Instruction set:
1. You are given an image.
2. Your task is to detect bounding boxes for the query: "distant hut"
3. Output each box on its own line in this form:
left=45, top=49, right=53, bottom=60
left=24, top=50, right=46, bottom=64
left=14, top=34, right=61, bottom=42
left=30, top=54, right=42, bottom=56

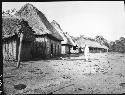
left=64, top=32, right=78, bottom=53
left=75, top=36, right=109, bottom=53
left=51, top=20, right=75, bottom=54
left=15, top=3, right=63, bottom=59
left=2, top=16, right=35, bottom=61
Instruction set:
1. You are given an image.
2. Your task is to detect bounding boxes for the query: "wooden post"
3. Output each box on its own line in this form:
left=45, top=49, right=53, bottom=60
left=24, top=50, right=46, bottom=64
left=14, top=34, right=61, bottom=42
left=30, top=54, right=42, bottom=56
left=17, top=33, right=23, bottom=68
left=43, top=37, right=47, bottom=58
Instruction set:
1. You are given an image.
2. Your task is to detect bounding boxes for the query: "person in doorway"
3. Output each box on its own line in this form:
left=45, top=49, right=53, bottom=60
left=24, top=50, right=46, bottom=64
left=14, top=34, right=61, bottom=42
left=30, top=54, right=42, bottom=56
left=84, top=44, right=89, bottom=61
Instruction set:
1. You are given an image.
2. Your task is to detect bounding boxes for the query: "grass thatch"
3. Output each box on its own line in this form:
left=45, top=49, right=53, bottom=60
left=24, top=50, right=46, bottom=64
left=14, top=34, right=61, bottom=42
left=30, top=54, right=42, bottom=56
left=51, top=20, right=74, bottom=46
left=2, top=15, right=35, bottom=41
left=15, top=3, right=63, bottom=41
left=75, top=36, right=108, bottom=49
left=65, top=32, right=76, bottom=46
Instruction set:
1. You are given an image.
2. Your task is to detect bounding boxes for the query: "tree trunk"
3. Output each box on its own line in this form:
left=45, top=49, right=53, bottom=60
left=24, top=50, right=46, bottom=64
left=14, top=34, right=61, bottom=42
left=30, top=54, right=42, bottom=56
left=17, top=33, right=23, bottom=68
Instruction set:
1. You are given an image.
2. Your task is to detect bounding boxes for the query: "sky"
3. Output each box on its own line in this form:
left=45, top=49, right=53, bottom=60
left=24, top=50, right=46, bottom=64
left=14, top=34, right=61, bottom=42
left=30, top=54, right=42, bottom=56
left=2, top=1, right=125, bottom=41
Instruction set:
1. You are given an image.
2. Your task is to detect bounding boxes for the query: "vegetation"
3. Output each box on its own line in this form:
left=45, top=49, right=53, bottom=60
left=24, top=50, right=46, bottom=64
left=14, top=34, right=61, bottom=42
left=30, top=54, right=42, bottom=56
left=95, top=35, right=109, bottom=48
left=2, top=8, right=17, bottom=16
left=94, top=35, right=125, bottom=53
left=109, top=37, right=125, bottom=53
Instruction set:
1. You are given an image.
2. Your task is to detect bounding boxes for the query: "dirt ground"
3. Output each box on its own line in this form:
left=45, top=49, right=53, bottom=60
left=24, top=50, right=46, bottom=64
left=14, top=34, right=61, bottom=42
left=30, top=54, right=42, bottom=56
left=3, top=52, right=125, bottom=94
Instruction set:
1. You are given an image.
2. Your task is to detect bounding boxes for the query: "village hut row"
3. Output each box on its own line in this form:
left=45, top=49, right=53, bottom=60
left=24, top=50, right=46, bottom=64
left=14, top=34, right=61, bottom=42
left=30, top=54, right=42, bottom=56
left=2, top=3, right=109, bottom=62
left=2, top=3, right=76, bottom=61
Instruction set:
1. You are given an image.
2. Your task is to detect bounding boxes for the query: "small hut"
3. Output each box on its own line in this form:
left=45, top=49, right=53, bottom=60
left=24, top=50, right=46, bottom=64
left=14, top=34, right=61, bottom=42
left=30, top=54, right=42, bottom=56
left=64, top=32, right=78, bottom=53
left=75, top=36, right=109, bottom=53
left=2, top=16, right=35, bottom=61
left=51, top=20, right=75, bottom=54
left=15, top=3, right=63, bottom=59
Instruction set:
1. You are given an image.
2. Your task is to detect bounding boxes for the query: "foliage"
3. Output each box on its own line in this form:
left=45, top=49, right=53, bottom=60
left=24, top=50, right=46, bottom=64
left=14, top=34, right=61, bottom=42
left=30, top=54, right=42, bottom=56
left=94, top=35, right=125, bottom=53
left=2, top=8, right=17, bottom=16
left=94, top=35, right=109, bottom=48
left=109, top=37, right=125, bottom=53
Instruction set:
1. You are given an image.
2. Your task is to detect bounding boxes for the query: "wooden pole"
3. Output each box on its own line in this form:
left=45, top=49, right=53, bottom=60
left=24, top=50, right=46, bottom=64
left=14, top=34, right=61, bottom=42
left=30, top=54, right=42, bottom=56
left=17, top=33, right=23, bottom=68
left=44, top=37, right=46, bottom=58
left=107, top=49, right=108, bottom=52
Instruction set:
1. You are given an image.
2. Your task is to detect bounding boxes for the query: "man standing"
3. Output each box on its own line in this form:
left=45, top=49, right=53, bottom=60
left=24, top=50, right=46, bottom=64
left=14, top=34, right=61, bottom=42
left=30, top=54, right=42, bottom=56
left=84, top=44, right=89, bottom=61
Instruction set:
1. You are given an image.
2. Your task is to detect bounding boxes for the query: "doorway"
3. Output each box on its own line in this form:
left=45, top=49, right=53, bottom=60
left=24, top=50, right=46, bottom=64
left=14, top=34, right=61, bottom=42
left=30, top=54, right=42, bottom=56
left=51, top=44, right=53, bottom=57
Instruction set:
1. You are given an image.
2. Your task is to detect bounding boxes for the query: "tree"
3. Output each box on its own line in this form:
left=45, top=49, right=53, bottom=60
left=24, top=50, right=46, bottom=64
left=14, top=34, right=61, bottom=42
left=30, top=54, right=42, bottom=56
left=95, top=36, right=104, bottom=44
left=120, top=37, right=125, bottom=43
left=2, top=8, right=17, bottom=16
left=109, top=41, right=116, bottom=52
left=117, top=37, right=125, bottom=53
left=115, top=40, right=121, bottom=52
left=95, top=35, right=109, bottom=48
left=109, top=37, right=125, bottom=53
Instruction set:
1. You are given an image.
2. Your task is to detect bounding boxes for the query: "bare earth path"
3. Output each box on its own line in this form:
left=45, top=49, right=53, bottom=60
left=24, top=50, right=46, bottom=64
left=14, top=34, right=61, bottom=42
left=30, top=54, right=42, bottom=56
left=3, top=52, right=125, bottom=94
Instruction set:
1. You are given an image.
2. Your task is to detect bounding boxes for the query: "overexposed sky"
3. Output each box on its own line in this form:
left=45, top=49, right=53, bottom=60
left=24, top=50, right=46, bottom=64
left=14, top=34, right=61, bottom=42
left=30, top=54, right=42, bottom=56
left=2, top=1, right=125, bottom=41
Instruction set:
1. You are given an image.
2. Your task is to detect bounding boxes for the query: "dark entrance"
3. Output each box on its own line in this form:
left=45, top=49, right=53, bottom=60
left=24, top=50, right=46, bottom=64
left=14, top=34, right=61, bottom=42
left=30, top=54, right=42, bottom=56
left=58, top=45, right=59, bottom=55
left=51, top=44, right=53, bottom=57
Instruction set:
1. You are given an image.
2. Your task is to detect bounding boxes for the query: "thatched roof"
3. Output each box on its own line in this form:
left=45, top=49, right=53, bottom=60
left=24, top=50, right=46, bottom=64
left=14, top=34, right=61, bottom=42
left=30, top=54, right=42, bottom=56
left=15, top=3, right=63, bottom=41
left=63, top=32, right=74, bottom=46
left=65, top=32, right=76, bottom=46
left=51, top=20, right=74, bottom=46
left=2, top=16, right=35, bottom=41
left=70, top=36, right=77, bottom=42
left=50, top=21, right=63, bottom=41
left=75, top=36, right=108, bottom=49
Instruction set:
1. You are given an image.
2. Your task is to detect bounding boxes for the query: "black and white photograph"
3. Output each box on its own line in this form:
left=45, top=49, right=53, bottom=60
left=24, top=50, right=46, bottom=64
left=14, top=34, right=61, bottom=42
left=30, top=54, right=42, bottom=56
left=2, top=1, right=125, bottom=94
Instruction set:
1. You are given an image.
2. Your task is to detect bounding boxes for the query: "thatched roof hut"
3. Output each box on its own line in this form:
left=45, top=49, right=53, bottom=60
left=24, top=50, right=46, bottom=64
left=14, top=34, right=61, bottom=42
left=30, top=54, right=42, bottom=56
left=15, top=3, right=63, bottom=41
left=75, top=36, right=108, bottom=50
left=51, top=20, right=74, bottom=46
